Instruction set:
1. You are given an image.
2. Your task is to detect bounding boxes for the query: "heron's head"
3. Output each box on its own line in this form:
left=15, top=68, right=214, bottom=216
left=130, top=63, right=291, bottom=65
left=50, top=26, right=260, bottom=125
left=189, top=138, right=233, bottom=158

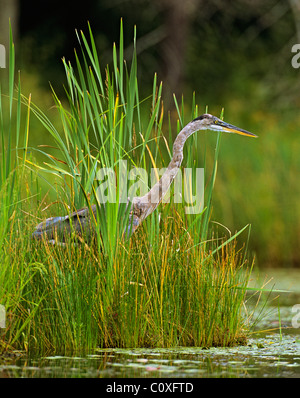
left=191, top=114, right=258, bottom=138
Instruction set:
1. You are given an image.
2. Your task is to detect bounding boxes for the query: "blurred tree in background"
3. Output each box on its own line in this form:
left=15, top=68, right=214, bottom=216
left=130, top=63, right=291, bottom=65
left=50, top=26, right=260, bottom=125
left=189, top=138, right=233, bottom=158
left=0, top=0, right=298, bottom=105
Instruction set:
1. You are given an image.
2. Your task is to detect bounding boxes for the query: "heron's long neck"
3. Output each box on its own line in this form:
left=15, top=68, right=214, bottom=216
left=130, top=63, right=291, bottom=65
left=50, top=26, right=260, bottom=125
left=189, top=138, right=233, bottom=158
left=133, top=122, right=196, bottom=221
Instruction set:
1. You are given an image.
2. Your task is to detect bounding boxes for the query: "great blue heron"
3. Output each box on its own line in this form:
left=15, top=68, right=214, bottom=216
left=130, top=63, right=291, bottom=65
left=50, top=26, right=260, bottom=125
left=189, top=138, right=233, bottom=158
left=33, top=114, right=257, bottom=243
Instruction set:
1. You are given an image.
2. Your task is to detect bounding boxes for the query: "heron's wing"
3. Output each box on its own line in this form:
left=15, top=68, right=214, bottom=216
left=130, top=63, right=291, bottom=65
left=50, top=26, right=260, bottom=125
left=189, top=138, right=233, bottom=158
left=32, top=201, right=142, bottom=243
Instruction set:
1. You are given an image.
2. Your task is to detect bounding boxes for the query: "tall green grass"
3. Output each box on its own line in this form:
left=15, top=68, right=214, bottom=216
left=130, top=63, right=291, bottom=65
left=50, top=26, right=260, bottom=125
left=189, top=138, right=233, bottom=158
left=211, top=105, right=300, bottom=266
left=0, top=23, right=27, bottom=241
left=0, top=22, right=36, bottom=352
left=0, top=21, right=254, bottom=354
left=2, top=210, right=252, bottom=354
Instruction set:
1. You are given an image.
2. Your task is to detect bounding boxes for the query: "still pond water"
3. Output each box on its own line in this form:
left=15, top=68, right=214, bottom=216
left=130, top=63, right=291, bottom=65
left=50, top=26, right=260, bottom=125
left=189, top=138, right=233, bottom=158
left=1, top=268, right=300, bottom=378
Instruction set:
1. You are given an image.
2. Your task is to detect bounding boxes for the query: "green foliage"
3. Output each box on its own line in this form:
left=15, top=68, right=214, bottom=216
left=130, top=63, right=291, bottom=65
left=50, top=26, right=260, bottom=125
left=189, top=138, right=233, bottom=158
left=1, top=211, right=252, bottom=354
left=0, top=22, right=31, bottom=247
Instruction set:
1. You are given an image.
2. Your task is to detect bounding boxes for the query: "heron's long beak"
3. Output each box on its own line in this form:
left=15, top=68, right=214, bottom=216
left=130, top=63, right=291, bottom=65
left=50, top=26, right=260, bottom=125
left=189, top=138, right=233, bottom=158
left=216, top=121, right=258, bottom=138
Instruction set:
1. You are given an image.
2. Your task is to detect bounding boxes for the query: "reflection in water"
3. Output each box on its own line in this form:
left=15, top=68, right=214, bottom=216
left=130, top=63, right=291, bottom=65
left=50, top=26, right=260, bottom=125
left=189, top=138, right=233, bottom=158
left=0, top=334, right=299, bottom=378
